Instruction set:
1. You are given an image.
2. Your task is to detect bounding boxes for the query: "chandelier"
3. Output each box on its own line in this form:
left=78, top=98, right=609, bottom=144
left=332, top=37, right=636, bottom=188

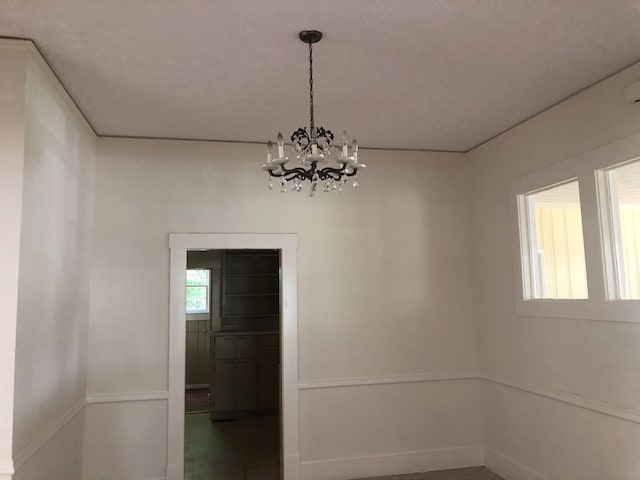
left=261, top=30, right=366, bottom=196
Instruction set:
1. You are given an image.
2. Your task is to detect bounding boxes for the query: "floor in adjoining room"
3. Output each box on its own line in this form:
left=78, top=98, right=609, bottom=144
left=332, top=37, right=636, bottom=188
left=185, top=388, right=210, bottom=414
left=185, top=413, right=280, bottom=480
left=184, top=412, right=504, bottom=480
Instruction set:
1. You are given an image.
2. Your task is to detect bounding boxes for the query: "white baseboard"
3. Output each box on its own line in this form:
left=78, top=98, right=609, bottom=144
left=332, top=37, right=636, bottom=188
left=166, top=463, right=182, bottom=480
left=484, top=447, right=549, bottom=480
left=283, top=453, right=301, bottom=480
left=300, top=446, right=484, bottom=480
left=0, top=460, right=14, bottom=476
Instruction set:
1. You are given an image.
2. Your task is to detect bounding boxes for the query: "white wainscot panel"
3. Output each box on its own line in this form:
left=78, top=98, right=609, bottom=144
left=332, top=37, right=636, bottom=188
left=299, top=378, right=483, bottom=480
left=84, top=400, right=168, bottom=480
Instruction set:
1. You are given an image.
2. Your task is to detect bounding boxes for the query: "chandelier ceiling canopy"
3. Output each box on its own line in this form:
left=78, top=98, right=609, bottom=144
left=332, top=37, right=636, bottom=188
left=261, top=30, right=366, bottom=196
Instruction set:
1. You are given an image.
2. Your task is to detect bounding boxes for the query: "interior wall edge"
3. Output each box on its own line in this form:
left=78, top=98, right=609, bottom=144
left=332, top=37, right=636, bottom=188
left=299, top=445, right=484, bottom=480
left=484, top=447, right=549, bottom=480
left=482, top=373, right=640, bottom=424
left=12, top=399, right=85, bottom=471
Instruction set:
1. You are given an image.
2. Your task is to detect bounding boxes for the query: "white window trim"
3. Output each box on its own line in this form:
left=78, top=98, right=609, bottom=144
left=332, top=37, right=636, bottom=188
left=596, top=158, right=640, bottom=301
left=509, top=131, right=640, bottom=323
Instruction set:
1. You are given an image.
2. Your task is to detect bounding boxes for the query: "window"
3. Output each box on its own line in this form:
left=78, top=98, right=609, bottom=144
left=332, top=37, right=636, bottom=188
left=186, top=269, right=210, bottom=313
left=599, top=159, right=640, bottom=300
left=510, top=132, right=640, bottom=321
left=518, top=179, right=588, bottom=299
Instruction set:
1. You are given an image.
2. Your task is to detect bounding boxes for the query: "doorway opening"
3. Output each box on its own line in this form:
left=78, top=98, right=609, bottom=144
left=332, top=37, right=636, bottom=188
left=168, top=233, right=299, bottom=480
left=184, top=249, right=281, bottom=479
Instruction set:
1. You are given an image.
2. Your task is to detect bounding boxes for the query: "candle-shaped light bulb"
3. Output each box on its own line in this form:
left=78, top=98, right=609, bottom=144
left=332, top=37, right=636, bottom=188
left=277, top=132, right=285, bottom=158
left=352, top=139, right=358, bottom=163
left=342, top=130, right=348, bottom=157
left=267, top=141, right=273, bottom=163
left=311, top=143, right=318, bottom=155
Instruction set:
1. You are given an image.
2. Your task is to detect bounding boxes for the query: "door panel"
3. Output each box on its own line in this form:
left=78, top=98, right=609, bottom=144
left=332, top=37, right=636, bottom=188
left=185, top=322, right=199, bottom=386
left=197, top=320, right=210, bottom=384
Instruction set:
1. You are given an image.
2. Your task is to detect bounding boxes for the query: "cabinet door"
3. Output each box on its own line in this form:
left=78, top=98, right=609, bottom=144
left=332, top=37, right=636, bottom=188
left=214, top=336, right=235, bottom=359
left=235, top=335, right=256, bottom=358
left=234, top=359, right=256, bottom=411
left=213, top=360, right=235, bottom=412
left=257, top=356, right=279, bottom=410
left=197, top=320, right=210, bottom=385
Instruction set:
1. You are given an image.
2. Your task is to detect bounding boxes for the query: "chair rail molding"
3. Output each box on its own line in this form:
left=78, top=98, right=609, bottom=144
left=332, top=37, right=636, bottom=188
left=299, top=370, right=480, bottom=390
left=482, top=373, right=640, bottom=424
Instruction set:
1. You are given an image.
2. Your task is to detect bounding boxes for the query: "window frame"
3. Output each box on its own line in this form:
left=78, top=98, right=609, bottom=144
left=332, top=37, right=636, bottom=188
left=596, top=157, right=640, bottom=301
left=509, top=132, right=640, bottom=323
left=517, top=177, right=588, bottom=301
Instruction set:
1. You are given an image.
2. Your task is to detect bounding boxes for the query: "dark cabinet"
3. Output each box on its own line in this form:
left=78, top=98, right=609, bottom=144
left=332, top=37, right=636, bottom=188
left=210, top=332, right=279, bottom=420
left=221, top=250, right=280, bottom=332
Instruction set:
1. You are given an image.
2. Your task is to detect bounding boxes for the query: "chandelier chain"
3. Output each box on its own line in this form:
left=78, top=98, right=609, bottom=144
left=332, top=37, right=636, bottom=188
left=308, top=41, right=314, bottom=141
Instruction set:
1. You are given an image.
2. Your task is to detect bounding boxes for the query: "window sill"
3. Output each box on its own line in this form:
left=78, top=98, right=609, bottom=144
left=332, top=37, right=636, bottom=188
left=516, top=298, right=640, bottom=323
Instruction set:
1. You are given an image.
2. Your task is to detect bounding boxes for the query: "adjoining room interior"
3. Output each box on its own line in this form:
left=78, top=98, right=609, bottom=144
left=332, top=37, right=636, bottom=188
left=184, top=249, right=281, bottom=480
left=1, top=3, right=640, bottom=480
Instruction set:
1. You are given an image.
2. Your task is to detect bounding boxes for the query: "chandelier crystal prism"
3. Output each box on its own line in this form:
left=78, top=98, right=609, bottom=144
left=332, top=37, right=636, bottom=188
left=261, top=30, right=365, bottom=196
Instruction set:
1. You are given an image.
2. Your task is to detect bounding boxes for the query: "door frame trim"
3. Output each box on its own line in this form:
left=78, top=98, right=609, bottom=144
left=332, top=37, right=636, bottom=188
left=167, top=233, right=299, bottom=480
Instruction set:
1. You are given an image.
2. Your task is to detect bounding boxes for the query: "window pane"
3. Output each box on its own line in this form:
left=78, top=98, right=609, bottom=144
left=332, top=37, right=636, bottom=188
left=186, top=286, right=207, bottom=300
left=186, top=269, right=209, bottom=286
left=186, top=269, right=210, bottom=312
left=186, top=298, right=208, bottom=311
left=526, top=180, right=588, bottom=299
left=607, top=160, right=640, bottom=299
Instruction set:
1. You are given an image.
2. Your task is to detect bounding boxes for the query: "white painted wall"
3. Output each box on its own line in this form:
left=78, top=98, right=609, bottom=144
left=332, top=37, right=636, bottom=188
left=469, top=63, right=640, bottom=479
left=9, top=29, right=640, bottom=480
left=3, top=42, right=96, bottom=480
left=0, top=43, right=29, bottom=480
left=86, top=139, right=481, bottom=479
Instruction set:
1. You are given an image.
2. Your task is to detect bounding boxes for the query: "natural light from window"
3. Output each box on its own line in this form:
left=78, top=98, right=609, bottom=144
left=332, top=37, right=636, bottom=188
left=522, top=180, right=588, bottom=299
left=186, top=269, right=210, bottom=313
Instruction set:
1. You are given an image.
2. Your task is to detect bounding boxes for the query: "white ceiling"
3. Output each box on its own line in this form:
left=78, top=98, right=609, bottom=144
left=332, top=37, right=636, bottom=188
left=2, top=1, right=640, bottom=151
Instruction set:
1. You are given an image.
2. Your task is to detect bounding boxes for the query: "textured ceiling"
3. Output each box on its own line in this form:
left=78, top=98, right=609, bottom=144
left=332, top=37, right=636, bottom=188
left=2, top=1, right=640, bottom=151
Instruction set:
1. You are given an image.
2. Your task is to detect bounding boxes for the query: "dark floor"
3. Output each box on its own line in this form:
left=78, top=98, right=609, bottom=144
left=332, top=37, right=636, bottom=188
left=185, top=413, right=280, bottom=480
left=184, top=412, right=503, bottom=480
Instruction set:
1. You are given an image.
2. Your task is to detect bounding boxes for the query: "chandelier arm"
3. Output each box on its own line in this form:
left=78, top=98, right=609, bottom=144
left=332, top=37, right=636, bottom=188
left=317, top=166, right=359, bottom=179
left=268, top=166, right=311, bottom=181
